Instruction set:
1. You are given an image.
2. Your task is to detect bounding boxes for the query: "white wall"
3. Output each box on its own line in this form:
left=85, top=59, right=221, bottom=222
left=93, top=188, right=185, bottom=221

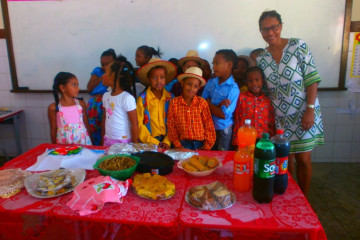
left=0, top=34, right=359, bottom=162
left=1, top=1, right=360, bottom=162
left=0, top=40, right=89, bottom=156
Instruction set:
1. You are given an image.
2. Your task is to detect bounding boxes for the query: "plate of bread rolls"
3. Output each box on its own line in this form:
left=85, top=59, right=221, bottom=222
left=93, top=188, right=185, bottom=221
left=177, top=155, right=222, bottom=177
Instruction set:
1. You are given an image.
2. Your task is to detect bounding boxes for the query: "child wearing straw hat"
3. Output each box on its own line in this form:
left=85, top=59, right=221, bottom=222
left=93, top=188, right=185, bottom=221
left=136, top=58, right=177, bottom=149
left=165, top=50, right=206, bottom=97
left=167, top=67, right=216, bottom=150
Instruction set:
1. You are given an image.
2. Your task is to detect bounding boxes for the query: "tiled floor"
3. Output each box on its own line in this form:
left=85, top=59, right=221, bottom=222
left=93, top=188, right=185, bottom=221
left=0, top=157, right=358, bottom=240
left=307, top=163, right=360, bottom=240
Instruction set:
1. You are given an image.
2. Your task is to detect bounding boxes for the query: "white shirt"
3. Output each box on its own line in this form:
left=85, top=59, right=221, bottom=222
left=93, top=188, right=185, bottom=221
left=102, top=91, right=136, bottom=140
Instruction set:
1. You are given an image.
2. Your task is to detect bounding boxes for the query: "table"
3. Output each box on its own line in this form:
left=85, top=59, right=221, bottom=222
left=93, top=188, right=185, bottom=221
left=0, top=109, right=23, bottom=157
left=0, top=144, right=327, bottom=240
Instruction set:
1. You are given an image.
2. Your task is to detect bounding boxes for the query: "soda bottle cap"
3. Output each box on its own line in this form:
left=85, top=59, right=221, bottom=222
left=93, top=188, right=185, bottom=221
left=245, top=119, right=251, bottom=125
left=276, top=129, right=284, bottom=134
left=262, top=133, right=269, bottom=139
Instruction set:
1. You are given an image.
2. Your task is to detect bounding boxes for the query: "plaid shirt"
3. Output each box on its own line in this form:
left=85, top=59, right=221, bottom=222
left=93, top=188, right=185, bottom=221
left=167, top=96, right=216, bottom=150
left=232, top=91, right=275, bottom=145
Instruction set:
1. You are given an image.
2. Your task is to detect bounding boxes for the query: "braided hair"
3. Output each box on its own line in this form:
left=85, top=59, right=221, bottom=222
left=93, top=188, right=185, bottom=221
left=111, top=55, right=137, bottom=97
left=52, top=72, right=76, bottom=112
left=137, top=45, right=162, bottom=59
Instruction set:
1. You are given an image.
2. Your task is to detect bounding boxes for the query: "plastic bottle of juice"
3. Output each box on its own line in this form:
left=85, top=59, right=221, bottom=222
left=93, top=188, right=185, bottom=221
left=271, top=129, right=290, bottom=194
left=234, top=143, right=251, bottom=192
left=252, top=133, right=276, bottom=203
left=237, top=119, right=257, bottom=175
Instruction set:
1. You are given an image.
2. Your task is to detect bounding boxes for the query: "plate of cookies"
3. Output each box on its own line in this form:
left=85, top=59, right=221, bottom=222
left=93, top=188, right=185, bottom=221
left=185, top=181, right=236, bottom=211
left=177, top=155, right=222, bottom=177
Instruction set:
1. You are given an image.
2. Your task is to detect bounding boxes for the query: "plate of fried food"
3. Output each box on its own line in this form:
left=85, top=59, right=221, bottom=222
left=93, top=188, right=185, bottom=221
left=177, top=155, right=222, bottom=177
left=132, top=173, right=175, bottom=200
left=24, top=168, right=85, bottom=198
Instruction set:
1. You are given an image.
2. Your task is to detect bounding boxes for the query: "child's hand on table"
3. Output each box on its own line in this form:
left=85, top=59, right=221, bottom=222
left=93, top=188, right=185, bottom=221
left=159, top=142, right=170, bottom=150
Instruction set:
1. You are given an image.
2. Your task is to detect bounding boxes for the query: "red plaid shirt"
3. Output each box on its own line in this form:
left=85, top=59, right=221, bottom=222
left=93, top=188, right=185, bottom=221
left=167, top=96, right=216, bottom=150
left=232, top=91, right=275, bottom=145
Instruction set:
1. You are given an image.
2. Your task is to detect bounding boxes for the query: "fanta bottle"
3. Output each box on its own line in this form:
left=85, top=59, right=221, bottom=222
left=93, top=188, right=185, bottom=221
left=234, top=143, right=251, bottom=192
left=237, top=119, right=257, bottom=175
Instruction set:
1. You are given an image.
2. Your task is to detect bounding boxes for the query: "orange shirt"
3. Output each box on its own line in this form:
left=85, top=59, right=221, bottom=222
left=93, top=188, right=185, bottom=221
left=167, top=96, right=216, bottom=150
left=233, top=91, right=275, bottom=145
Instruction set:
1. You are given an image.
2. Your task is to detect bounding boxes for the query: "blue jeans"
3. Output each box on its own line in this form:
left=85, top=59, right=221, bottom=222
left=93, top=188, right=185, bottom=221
left=180, top=140, right=204, bottom=150
left=212, top=125, right=233, bottom=151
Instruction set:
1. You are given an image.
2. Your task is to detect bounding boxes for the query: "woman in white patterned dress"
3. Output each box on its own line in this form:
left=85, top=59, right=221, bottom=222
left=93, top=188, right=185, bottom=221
left=256, top=10, right=324, bottom=196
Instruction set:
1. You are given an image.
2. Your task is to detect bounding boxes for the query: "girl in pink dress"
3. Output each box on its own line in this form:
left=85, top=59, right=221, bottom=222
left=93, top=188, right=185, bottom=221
left=48, top=72, right=92, bottom=145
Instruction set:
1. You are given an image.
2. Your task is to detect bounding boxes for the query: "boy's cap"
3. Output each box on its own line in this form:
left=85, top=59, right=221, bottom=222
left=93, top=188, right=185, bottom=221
left=238, top=55, right=255, bottom=67
left=178, top=50, right=206, bottom=68
left=136, top=57, right=177, bottom=86
left=177, top=67, right=206, bottom=87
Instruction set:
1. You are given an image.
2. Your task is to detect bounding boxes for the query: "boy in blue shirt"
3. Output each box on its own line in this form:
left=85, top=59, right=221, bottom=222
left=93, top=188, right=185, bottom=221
left=202, top=49, right=240, bottom=150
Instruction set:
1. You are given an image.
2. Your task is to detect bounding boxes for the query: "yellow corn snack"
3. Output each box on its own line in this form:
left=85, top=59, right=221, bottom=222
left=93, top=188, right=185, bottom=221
left=198, top=156, right=209, bottom=166
left=207, top=157, right=219, bottom=168
left=132, top=173, right=175, bottom=200
left=189, top=158, right=207, bottom=171
left=137, top=188, right=157, bottom=200
left=182, top=162, right=198, bottom=172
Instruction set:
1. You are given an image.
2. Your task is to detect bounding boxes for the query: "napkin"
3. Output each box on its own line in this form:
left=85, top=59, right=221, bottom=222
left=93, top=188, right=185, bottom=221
left=26, top=148, right=104, bottom=171
left=66, top=176, right=130, bottom=216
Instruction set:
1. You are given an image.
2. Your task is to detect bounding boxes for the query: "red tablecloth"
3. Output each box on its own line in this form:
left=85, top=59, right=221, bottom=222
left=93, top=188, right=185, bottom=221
left=0, top=144, right=327, bottom=240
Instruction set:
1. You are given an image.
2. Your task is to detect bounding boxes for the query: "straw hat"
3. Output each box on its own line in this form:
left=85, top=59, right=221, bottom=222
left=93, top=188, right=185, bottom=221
left=177, top=67, right=206, bottom=87
left=178, top=50, right=206, bottom=68
left=237, top=55, right=255, bottom=67
left=136, top=58, right=177, bottom=86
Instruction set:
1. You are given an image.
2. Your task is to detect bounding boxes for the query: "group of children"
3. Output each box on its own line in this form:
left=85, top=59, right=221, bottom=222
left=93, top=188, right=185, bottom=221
left=48, top=46, right=274, bottom=151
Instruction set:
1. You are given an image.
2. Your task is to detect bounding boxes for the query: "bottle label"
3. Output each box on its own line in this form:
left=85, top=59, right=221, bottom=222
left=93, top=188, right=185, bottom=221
left=276, top=156, right=288, bottom=174
left=254, top=158, right=275, bottom=178
left=235, top=163, right=249, bottom=175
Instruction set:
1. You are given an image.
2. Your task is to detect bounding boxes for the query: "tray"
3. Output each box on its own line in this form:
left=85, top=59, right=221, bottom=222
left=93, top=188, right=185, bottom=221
left=132, top=151, right=174, bottom=175
left=24, top=168, right=86, bottom=198
left=164, top=149, right=198, bottom=161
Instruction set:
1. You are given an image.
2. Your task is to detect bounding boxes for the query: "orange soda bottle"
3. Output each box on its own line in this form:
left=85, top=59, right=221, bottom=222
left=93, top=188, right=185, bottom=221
left=237, top=119, right=257, bottom=175
left=234, top=143, right=251, bottom=192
